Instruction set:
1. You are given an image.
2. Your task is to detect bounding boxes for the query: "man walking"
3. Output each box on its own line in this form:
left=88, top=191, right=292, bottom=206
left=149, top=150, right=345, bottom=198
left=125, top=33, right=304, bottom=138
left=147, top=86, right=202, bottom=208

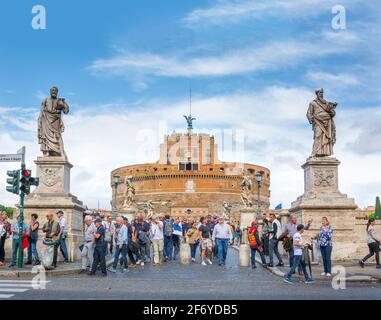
left=109, top=217, right=128, bottom=273
left=56, top=211, right=69, bottom=263
left=163, top=215, right=173, bottom=261
left=105, top=214, right=115, bottom=254
left=284, top=224, right=315, bottom=284
left=90, top=219, right=107, bottom=276
left=150, top=215, right=164, bottom=266
left=268, top=213, right=284, bottom=267
left=283, top=214, right=312, bottom=268
left=9, top=215, right=30, bottom=267
left=80, top=215, right=96, bottom=273
left=42, top=213, right=60, bottom=269
left=212, top=216, right=232, bottom=266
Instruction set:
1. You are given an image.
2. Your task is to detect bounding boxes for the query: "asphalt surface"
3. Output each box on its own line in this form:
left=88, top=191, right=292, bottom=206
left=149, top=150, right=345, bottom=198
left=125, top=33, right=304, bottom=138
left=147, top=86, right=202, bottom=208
left=2, top=249, right=380, bottom=300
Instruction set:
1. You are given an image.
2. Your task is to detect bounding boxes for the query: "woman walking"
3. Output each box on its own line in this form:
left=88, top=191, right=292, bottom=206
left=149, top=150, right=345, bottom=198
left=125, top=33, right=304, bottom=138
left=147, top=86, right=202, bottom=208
left=248, top=220, right=267, bottom=269
left=27, top=214, right=41, bottom=265
left=319, top=217, right=333, bottom=276
left=186, top=222, right=199, bottom=262
left=0, top=211, right=10, bottom=267
left=359, top=218, right=381, bottom=269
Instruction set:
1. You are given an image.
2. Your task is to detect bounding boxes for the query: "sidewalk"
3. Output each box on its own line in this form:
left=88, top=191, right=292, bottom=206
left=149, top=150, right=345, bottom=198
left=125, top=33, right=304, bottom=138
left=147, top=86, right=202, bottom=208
left=232, top=246, right=381, bottom=283
left=0, top=255, right=114, bottom=278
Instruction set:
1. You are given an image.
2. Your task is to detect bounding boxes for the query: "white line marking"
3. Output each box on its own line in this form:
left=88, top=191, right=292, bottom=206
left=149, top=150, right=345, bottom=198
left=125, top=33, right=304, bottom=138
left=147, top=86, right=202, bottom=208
left=0, top=294, right=14, bottom=299
left=0, top=280, right=50, bottom=283
left=0, top=288, right=29, bottom=293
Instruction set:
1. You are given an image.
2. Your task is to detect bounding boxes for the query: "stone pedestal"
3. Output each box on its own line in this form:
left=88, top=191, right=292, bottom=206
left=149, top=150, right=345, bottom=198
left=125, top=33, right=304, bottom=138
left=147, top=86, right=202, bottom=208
left=24, top=157, right=86, bottom=262
left=239, top=208, right=255, bottom=229
left=119, top=208, right=137, bottom=222
left=290, top=157, right=357, bottom=260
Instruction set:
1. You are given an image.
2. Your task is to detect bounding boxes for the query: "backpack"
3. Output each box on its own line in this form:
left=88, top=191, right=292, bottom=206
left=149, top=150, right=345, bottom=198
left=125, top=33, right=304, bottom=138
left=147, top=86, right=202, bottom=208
left=164, top=220, right=173, bottom=237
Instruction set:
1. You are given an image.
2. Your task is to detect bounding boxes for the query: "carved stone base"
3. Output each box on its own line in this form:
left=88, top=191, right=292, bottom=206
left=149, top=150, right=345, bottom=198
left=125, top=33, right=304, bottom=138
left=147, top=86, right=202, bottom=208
left=239, top=208, right=255, bottom=229
left=23, top=156, right=85, bottom=261
left=290, top=156, right=358, bottom=260
left=119, top=208, right=137, bottom=222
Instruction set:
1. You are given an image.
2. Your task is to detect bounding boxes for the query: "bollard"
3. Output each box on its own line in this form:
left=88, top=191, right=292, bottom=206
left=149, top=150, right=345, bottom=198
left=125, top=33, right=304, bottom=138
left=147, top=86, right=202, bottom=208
left=239, top=243, right=251, bottom=267
left=180, top=241, right=191, bottom=265
left=238, top=228, right=250, bottom=267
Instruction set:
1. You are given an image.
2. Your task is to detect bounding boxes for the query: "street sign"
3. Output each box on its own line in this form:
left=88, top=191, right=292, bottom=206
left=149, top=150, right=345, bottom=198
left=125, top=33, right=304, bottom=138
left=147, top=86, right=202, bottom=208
left=0, top=154, right=23, bottom=162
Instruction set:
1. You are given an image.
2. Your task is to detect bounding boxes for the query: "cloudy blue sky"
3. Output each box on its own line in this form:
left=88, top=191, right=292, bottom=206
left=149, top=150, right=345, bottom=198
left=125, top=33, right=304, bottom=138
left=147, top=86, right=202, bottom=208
left=0, top=0, right=380, bottom=210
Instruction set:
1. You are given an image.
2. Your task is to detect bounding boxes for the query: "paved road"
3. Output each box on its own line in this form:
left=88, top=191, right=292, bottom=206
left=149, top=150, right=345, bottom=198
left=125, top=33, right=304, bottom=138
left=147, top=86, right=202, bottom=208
left=2, top=249, right=380, bottom=300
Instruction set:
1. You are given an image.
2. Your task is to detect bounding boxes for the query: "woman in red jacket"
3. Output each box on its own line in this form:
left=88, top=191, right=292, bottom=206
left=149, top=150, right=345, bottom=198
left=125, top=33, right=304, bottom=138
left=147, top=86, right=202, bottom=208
left=248, top=220, right=267, bottom=269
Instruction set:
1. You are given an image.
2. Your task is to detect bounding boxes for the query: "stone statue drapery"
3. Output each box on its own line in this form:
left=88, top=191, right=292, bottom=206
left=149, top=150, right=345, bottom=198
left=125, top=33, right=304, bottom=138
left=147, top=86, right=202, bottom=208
left=240, top=174, right=253, bottom=207
left=307, top=88, right=337, bottom=157
left=38, top=87, right=69, bottom=158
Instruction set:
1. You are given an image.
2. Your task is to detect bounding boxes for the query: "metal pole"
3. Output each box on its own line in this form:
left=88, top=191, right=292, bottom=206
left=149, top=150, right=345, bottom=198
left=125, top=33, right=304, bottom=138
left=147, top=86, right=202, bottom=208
left=257, top=182, right=262, bottom=221
left=17, top=162, right=25, bottom=269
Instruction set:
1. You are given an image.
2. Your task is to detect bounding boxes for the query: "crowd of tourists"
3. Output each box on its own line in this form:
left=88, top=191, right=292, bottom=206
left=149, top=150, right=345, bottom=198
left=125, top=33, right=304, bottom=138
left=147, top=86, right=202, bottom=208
left=0, top=209, right=380, bottom=282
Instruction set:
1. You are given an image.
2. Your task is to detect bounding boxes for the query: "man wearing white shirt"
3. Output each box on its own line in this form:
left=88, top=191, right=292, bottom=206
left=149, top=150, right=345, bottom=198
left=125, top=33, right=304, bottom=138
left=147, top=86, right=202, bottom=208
left=150, top=215, right=164, bottom=266
left=212, top=216, right=233, bottom=266
left=80, top=215, right=96, bottom=272
left=56, top=210, right=69, bottom=263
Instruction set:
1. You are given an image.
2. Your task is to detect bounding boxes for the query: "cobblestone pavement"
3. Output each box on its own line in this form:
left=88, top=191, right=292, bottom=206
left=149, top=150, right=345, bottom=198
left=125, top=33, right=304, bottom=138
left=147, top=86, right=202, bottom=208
left=2, top=248, right=380, bottom=300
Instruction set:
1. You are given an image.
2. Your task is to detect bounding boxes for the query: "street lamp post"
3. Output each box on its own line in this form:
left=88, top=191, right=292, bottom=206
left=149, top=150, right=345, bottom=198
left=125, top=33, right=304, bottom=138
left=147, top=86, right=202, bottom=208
left=255, top=171, right=263, bottom=221
left=112, top=175, right=120, bottom=218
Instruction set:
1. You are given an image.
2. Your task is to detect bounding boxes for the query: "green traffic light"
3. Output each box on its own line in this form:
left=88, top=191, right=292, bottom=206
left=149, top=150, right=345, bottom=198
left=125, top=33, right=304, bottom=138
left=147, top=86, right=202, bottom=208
left=6, top=170, right=20, bottom=194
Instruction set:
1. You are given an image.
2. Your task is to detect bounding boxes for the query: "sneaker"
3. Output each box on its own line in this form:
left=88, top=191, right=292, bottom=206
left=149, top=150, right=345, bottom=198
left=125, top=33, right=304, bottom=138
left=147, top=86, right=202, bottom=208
left=262, top=264, right=267, bottom=268
left=191, top=258, right=196, bottom=262
left=140, top=262, right=145, bottom=266
left=283, top=277, right=293, bottom=284
left=268, top=264, right=274, bottom=267
left=25, top=261, right=32, bottom=265
left=376, top=265, right=381, bottom=269
left=326, top=273, right=332, bottom=277
left=321, top=272, right=326, bottom=276
left=252, top=265, right=257, bottom=269
left=107, top=267, right=117, bottom=273
left=305, top=278, right=315, bottom=284
left=201, top=261, right=207, bottom=266
left=34, top=261, right=41, bottom=266
left=64, top=260, right=70, bottom=264
left=207, top=259, right=212, bottom=265
left=136, top=260, right=142, bottom=265
left=359, top=260, right=365, bottom=268
left=8, top=263, right=16, bottom=268
left=276, top=262, right=284, bottom=267
left=122, top=268, right=129, bottom=273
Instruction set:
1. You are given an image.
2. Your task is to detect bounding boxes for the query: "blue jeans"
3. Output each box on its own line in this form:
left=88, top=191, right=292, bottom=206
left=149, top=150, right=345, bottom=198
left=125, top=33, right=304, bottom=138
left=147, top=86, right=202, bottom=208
left=12, top=238, right=20, bottom=265
left=164, top=235, right=173, bottom=259
left=286, top=255, right=311, bottom=281
left=58, top=236, right=69, bottom=261
left=113, top=243, right=128, bottom=269
left=190, top=244, right=197, bottom=259
left=172, top=236, right=180, bottom=260
left=216, top=238, right=229, bottom=265
left=269, top=239, right=283, bottom=265
left=320, top=245, right=332, bottom=274
left=27, top=238, right=40, bottom=263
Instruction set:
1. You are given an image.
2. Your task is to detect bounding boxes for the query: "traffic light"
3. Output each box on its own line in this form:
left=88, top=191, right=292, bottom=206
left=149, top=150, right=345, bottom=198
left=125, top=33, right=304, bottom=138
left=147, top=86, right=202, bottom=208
left=6, top=170, right=20, bottom=194
left=20, top=169, right=39, bottom=195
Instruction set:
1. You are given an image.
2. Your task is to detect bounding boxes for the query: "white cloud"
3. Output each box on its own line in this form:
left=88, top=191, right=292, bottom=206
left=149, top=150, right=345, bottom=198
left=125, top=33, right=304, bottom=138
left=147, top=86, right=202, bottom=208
left=88, top=38, right=348, bottom=80
left=183, top=0, right=363, bottom=27
left=306, top=71, right=360, bottom=87
left=1, top=86, right=380, bottom=211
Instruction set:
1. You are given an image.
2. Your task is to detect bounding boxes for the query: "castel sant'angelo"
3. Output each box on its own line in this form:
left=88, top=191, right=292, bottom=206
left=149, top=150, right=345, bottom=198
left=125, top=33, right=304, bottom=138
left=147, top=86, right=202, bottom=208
left=110, top=114, right=270, bottom=223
